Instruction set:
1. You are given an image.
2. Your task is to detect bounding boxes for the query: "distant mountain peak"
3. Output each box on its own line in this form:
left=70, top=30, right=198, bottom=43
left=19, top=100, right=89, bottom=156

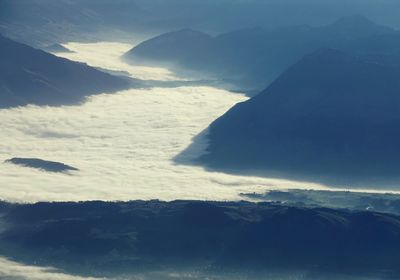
left=123, top=28, right=212, bottom=64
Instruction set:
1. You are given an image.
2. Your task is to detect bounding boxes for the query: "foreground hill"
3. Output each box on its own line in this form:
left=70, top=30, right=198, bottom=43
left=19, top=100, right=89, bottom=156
left=1, top=200, right=400, bottom=279
left=124, top=16, right=397, bottom=92
left=0, top=34, right=132, bottom=108
left=199, top=49, right=400, bottom=186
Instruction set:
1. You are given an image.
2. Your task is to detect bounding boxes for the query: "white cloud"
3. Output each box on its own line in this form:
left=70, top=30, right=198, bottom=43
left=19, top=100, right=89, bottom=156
left=0, top=42, right=334, bottom=203
left=57, top=42, right=184, bottom=81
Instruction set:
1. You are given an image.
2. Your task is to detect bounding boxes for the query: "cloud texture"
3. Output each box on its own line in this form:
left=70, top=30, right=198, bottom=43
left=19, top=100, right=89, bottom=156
left=0, top=42, right=347, bottom=203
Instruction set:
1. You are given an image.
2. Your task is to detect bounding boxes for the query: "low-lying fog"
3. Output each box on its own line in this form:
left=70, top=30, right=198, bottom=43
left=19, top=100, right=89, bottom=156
left=0, top=41, right=383, bottom=203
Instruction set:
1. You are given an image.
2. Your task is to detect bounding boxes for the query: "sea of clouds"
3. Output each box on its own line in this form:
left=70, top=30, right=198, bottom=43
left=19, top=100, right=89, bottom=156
left=0, top=40, right=395, bottom=280
left=0, top=41, right=333, bottom=203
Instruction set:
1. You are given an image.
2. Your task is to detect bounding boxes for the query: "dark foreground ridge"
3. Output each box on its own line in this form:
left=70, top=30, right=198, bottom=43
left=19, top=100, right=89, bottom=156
left=4, top=157, right=78, bottom=173
left=0, top=200, right=400, bottom=279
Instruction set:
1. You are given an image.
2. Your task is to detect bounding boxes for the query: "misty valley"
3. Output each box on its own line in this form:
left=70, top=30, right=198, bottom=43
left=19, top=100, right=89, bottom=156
left=2, top=1, right=400, bottom=279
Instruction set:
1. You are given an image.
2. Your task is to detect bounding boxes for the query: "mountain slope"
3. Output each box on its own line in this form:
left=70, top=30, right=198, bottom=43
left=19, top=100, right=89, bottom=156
left=0, top=34, right=132, bottom=108
left=124, top=28, right=212, bottom=64
left=199, top=49, right=400, bottom=186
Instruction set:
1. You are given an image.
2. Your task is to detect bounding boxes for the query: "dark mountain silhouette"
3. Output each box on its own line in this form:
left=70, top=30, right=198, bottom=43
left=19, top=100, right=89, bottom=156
left=5, top=158, right=78, bottom=173
left=124, top=16, right=397, bottom=93
left=1, top=200, right=400, bottom=279
left=0, top=34, right=133, bottom=108
left=197, top=49, right=400, bottom=187
left=124, top=29, right=212, bottom=65
left=123, top=28, right=217, bottom=84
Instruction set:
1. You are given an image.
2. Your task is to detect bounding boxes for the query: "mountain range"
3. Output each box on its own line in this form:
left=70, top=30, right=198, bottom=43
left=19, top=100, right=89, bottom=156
left=124, top=16, right=399, bottom=93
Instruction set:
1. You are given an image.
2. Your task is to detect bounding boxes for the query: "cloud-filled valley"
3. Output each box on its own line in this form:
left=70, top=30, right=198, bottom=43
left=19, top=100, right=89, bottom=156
left=2, top=3, right=400, bottom=279
left=0, top=42, right=337, bottom=203
left=4, top=1, right=400, bottom=279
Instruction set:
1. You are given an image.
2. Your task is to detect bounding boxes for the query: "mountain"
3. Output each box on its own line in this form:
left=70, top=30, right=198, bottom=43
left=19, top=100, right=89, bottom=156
left=124, top=29, right=212, bottom=64
left=0, top=34, right=132, bottom=108
left=123, top=28, right=214, bottom=80
left=198, top=49, right=400, bottom=187
left=1, top=200, right=400, bottom=279
left=124, top=16, right=397, bottom=93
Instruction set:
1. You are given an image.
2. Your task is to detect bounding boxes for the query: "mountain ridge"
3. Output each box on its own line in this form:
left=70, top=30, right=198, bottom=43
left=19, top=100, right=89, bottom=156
left=123, top=15, right=399, bottom=93
left=197, top=48, right=400, bottom=187
left=0, top=34, right=133, bottom=108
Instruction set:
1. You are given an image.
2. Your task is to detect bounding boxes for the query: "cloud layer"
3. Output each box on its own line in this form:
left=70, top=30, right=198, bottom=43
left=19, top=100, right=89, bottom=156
left=0, top=42, right=346, bottom=203
left=0, top=41, right=393, bottom=280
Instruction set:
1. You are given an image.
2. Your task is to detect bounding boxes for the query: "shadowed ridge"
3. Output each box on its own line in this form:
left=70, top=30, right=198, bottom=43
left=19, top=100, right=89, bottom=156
left=0, top=34, right=134, bottom=108
left=198, top=48, right=400, bottom=187
left=123, top=28, right=212, bottom=63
